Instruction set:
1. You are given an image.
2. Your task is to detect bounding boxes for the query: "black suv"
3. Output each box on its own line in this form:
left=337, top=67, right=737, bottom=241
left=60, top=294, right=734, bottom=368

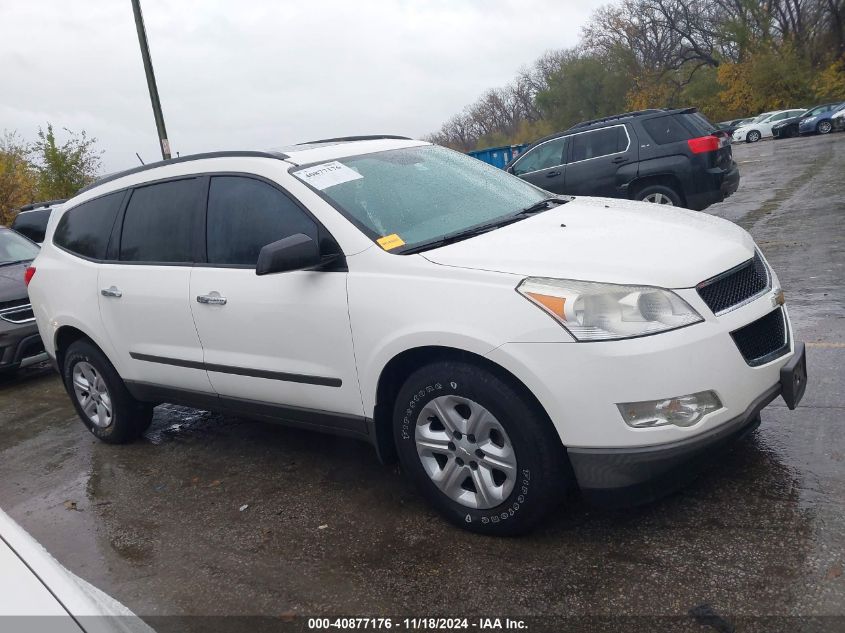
left=507, top=108, right=739, bottom=210
left=10, top=199, right=66, bottom=244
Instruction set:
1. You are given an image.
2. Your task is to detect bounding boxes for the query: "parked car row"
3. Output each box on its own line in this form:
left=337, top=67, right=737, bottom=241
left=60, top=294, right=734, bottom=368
left=722, top=102, right=845, bottom=143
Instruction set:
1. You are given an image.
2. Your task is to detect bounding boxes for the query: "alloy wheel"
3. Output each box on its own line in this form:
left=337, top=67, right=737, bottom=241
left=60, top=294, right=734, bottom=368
left=414, top=395, right=517, bottom=509
left=643, top=192, right=674, bottom=205
left=819, top=121, right=832, bottom=134
left=72, top=361, right=113, bottom=428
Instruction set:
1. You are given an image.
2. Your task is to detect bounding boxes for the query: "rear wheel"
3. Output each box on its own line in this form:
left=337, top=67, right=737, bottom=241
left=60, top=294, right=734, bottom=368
left=393, top=361, right=568, bottom=535
left=746, top=130, right=761, bottom=142
left=636, top=184, right=682, bottom=206
left=818, top=120, right=832, bottom=135
left=63, top=339, right=152, bottom=443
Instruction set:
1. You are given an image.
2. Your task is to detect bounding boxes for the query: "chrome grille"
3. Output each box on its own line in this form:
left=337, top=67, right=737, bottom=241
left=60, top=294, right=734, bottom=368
left=0, top=303, right=35, bottom=324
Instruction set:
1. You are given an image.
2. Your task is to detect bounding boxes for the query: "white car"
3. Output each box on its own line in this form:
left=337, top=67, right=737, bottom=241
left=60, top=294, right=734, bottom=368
left=0, top=508, right=152, bottom=632
left=26, top=136, right=807, bottom=535
left=732, top=109, right=806, bottom=143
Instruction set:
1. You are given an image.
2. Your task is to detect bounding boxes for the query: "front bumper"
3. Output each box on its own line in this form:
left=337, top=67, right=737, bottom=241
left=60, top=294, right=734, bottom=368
left=568, top=341, right=806, bottom=506
left=486, top=282, right=805, bottom=504
left=0, top=320, right=46, bottom=371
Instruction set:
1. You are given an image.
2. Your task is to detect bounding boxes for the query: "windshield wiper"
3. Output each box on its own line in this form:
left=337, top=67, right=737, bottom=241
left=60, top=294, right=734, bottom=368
left=517, top=196, right=570, bottom=216
left=400, top=222, right=511, bottom=255
left=0, top=259, right=30, bottom=268
left=400, top=197, right=570, bottom=255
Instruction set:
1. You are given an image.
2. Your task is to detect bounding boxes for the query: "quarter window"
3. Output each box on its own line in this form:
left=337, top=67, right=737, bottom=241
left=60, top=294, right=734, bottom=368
left=120, top=179, right=200, bottom=263
left=570, top=127, right=627, bottom=162
left=512, top=137, right=566, bottom=175
left=206, top=176, right=318, bottom=266
left=642, top=117, right=691, bottom=145
left=54, top=192, right=123, bottom=260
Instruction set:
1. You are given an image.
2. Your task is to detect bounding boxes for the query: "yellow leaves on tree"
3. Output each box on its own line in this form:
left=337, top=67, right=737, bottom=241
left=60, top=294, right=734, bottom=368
left=0, top=133, right=38, bottom=226
left=717, top=45, right=815, bottom=116
left=626, top=76, right=674, bottom=111
left=814, top=58, right=845, bottom=101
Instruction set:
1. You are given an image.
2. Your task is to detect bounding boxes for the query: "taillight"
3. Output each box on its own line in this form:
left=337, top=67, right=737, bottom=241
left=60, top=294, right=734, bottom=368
left=687, top=135, right=720, bottom=154
left=24, top=266, right=36, bottom=286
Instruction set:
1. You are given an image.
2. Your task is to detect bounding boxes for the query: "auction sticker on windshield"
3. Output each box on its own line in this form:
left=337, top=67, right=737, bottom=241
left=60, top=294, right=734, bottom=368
left=294, top=161, right=362, bottom=190
left=376, top=234, right=405, bottom=250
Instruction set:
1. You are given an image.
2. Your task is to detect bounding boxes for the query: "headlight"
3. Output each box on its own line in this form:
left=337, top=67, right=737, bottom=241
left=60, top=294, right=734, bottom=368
left=517, top=277, right=703, bottom=341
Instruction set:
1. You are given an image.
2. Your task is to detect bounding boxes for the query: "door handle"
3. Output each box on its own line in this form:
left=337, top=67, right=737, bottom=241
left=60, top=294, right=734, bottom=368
left=196, top=292, right=227, bottom=306
left=546, top=170, right=561, bottom=178
left=100, top=286, right=122, bottom=298
left=611, top=156, right=628, bottom=164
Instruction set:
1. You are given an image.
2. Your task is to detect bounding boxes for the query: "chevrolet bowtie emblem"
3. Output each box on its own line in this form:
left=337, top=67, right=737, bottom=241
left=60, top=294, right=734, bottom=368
left=772, top=288, right=785, bottom=307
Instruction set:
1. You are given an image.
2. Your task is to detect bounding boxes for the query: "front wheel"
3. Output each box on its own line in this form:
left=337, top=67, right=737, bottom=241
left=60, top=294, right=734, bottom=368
left=393, top=361, right=568, bottom=535
left=63, top=339, right=153, bottom=443
left=746, top=130, right=761, bottom=142
left=818, top=120, right=832, bottom=135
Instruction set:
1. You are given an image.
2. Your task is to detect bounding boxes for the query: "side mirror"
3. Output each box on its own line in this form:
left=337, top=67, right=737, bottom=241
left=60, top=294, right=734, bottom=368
left=256, top=233, right=321, bottom=275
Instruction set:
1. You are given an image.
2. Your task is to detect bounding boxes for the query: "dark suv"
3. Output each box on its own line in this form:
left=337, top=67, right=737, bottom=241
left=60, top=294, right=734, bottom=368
left=10, top=199, right=66, bottom=244
left=507, top=108, right=739, bottom=210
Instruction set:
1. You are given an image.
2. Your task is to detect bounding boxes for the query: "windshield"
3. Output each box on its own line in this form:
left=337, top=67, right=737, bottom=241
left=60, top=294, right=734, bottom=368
left=752, top=112, right=774, bottom=123
left=293, top=145, right=548, bottom=252
left=0, top=229, right=39, bottom=265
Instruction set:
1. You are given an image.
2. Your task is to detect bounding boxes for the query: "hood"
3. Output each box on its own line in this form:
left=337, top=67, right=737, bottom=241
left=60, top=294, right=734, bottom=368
left=0, top=262, right=30, bottom=304
left=422, top=197, right=755, bottom=288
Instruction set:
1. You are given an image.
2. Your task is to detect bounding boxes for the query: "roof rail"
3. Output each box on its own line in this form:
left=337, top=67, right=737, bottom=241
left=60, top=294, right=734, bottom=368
left=297, top=135, right=412, bottom=145
left=76, top=150, right=290, bottom=195
left=566, top=109, right=667, bottom=131
left=18, top=199, right=67, bottom=212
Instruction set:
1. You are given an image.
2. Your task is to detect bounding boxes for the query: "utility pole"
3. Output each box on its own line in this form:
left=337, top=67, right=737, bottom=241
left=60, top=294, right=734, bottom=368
left=130, top=0, right=171, bottom=160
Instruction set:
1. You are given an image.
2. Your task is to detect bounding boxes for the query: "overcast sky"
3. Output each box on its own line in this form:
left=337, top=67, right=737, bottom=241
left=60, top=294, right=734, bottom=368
left=1, top=1, right=605, bottom=172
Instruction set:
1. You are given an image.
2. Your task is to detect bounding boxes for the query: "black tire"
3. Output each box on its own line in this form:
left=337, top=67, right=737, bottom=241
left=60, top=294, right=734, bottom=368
left=818, top=120, right=832, bottom=135
left=635, top=184, right=683, bottom=207
left=393, top=360, right=568, bottom=536
left=62, top=339, right=152, bottom=444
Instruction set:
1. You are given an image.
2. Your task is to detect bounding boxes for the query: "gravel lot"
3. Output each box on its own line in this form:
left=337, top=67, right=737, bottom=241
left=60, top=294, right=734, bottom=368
left=1, top=133, right=843, bottom=632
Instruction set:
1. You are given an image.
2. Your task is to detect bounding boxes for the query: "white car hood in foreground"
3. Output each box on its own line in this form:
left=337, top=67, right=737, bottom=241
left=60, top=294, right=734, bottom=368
left=0, top=508, right=153, bottom=633
left=422, top=197, right=755, bottom=288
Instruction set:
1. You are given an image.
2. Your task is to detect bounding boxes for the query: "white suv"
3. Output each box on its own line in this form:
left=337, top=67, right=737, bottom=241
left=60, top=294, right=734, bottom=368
left=26, top=136, right=807, bottom=535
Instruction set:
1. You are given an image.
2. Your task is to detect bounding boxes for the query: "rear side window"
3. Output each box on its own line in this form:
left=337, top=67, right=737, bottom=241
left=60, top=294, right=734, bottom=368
left=120, top=179, right=200, bottom=263
left=642, top=117, right=692, bottom=145
left=512, top=137, right=567, bottom=175
left=680, top=112, right=717, bottom=136
left=570, top=126, right=627, bottom=162
left=206, top=176, right=318, bottom=266
left=54, top=193, right=123, bottom=259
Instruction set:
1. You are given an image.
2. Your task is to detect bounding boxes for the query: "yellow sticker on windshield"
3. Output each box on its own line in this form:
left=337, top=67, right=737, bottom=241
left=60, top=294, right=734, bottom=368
left=377, top=234, right=405, bottom=251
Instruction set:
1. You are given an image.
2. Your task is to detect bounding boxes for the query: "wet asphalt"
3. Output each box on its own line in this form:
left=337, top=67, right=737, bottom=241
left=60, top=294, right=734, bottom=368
left=0, top=133, right=843, bottom=631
